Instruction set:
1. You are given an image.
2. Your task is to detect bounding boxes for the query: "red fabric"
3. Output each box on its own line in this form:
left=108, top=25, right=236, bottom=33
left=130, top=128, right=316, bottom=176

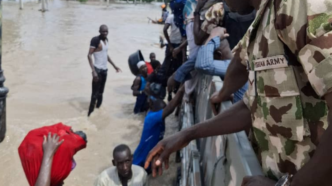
left=145, top=62, right=153, bottom=75
left=18, top=123, right=87, bottom=186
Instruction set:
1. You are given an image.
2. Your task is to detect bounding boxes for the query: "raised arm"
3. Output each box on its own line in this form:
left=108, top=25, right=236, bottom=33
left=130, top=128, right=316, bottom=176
left=35, top=133, right=64, bottom=186
left=145, top=100, right=252, bottom=177
left=162, top=86, right=185, bottom=119
left=193, top=5, right=209, bottom=46
left=210, top=41, right=249, bottom=115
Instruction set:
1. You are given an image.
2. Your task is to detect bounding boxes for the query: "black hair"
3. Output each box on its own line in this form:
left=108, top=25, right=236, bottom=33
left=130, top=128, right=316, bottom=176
left=75, top=131, right=87, bottom=142
left=113, top=144, right=131, bottom=157
left=151, top=60, right=161, bottom=70
left=99, top=24, right=108, bottom=31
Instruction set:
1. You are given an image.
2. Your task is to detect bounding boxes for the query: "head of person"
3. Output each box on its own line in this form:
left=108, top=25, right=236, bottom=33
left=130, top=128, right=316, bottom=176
left=75, top=131, right=87, bottom=142
left=224, top=0, right=255, bottom=15
left=151, top=60, right=161, bottom=71
left=214, top=39, right=232, bottom=60
left=99, top=25, right=109, bottom=40
left=112, top=144, right=133, bottom=180
left=148, top=95, right=165, bottom=111
left=149, top=53, right=156, bottom=61
left=137, top=61, right=147, bottom=76
left=161, top=4, right=166, bottom=11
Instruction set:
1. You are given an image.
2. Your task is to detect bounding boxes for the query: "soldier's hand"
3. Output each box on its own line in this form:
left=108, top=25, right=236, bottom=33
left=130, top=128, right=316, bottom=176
left=144, top=131, right=190, bottom=177
left=241, top=176, right=276, bottom=186
left=210, top=91, right=222, bottom=115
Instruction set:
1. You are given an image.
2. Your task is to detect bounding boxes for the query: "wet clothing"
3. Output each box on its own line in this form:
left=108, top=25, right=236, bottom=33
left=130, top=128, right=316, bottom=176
left=235, top=0, right=332, bottom=180
left=133, top=109, right=165, bottom=171
left=145, top=62, right=153, bottom=75
left=169, top=0, right=186, bottom=37
left=147, top=68, right=167, bottom=99
left=90, top=36, right=109, bottom=70
left=133, top=76, right=148, bottom=114
left=165, top=14, right=182, bottom=45
left=162, top=44, right=183, bottom=79
left=89, top=67, right=107, bottom=115
left=18, top=123, right=87, bottom=186
left=94, top=165, right=148, bottom=186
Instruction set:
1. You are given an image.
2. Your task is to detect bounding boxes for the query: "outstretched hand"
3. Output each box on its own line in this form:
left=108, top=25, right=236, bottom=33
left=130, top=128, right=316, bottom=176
left=144, top=132, right=190, bottom=177
left=43, top=133, right=64, bottom=158
left=115, top=66, right=122, bottom=73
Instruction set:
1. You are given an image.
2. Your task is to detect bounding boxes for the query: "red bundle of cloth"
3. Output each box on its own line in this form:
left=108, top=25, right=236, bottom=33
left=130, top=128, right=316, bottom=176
left=18, top=123, right=87, bottom=186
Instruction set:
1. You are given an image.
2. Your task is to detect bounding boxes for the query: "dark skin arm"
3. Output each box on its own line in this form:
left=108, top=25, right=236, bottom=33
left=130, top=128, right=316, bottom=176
left=131, top=77, right=142, bottom=96
left=145, top=100, right=252, bottom=177
left=87, top=48, right=99, bottom=82
left=35, top=133, right=64, bottom=186
left=162, top=86, right=185, bottom=119
left=194, top=0, right=209, bottom=46
left=163, top=23, right=174, bottom=52
left=210, top=54, right=249, bottom=115
left=172, top=39, right=188, bottom=59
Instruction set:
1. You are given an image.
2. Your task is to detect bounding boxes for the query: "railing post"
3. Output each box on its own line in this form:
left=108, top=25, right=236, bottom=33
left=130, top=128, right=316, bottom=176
left=40, top=0, right=46, bottom=12
left=19, top=0, right=23, bottom=10
left=0, top=0, right=9, bottom=143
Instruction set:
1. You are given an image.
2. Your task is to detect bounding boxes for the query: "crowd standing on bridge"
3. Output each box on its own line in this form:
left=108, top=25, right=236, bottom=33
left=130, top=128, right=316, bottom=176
left=16, top=0, right=332, bottom=185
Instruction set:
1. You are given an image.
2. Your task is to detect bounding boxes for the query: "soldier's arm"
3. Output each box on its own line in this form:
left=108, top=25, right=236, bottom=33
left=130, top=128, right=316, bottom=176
left=210, top=41, right=249, bottom=114
left=144, top=100, right=252, bottom=176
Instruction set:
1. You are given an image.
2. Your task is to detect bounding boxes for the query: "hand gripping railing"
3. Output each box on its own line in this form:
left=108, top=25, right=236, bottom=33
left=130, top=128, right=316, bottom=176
left=180, top=74, right=263, bottom=186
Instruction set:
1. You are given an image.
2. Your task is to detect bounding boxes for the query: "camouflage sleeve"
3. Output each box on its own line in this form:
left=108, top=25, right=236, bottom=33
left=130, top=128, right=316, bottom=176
left=277, top=0, right=332, bottom=97
left=201, top=2, right=225, bottom=34
left=231, top=35, right=250, bottom=67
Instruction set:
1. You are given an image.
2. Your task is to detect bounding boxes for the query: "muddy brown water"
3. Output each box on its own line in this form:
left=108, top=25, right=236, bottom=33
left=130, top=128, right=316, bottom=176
left=1, top=1, right=179, bottom=185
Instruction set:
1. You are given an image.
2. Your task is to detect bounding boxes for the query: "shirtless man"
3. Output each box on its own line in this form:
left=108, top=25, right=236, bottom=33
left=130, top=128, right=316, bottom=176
left=87, top=25, right=121, bottom=117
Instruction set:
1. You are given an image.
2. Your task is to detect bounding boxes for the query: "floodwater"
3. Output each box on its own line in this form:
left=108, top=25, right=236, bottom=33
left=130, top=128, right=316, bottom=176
left=1, top=1, right=179, bottom=185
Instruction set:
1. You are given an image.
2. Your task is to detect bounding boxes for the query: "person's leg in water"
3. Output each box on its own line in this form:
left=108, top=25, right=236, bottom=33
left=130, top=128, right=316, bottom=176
left=96, top=70, right=108, bottom=108
left=88, top=69, right=101, bottom=117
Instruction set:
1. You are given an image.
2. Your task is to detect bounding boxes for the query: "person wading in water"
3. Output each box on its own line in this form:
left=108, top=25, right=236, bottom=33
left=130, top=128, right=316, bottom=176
left=87, top=25, right=121, bottom=117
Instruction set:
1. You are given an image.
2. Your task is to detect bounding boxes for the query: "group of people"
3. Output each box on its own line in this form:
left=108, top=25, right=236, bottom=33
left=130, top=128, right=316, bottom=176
left=18, top=0, right=332, bottom=185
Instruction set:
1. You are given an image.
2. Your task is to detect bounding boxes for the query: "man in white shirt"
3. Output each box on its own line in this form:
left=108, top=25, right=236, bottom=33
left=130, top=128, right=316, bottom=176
left=87, top=25, right=122, bottom=117
left=162, top=14, right=184, bottom=101
left=94, top=144, right=148, bottom=186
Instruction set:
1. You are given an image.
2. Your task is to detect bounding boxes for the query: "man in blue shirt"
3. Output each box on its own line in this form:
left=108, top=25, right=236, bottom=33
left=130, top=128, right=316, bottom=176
left=132, top=62, right=149, bottom=114
left=133, top=86, right=185, bottom=173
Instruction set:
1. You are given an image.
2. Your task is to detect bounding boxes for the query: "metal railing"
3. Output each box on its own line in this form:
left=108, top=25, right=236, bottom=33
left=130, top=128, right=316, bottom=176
left=0, top=0, right=9, bottom=143
left=180, top=74, right=262, bottom=186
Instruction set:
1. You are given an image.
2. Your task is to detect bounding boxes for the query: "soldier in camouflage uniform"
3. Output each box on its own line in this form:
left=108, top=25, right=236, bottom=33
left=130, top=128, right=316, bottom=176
left=146, top=0, right=332, bottom=185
